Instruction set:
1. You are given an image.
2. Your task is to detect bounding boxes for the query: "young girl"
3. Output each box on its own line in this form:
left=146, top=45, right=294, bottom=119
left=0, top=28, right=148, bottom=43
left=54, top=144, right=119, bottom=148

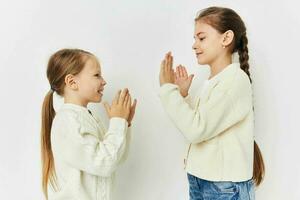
left=41, top=48, right=137, bottom=200
left=159, top=7, right=264, bottom=199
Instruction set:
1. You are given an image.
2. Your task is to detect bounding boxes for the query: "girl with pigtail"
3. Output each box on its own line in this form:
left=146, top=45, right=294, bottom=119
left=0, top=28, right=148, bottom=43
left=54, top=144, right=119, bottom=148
left=41, top=48, right=137, bottom=200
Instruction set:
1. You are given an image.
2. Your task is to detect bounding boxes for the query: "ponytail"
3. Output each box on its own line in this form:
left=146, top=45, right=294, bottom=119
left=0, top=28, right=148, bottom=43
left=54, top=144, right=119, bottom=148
left=41, top=89, right=58, bottom=198
left=238, top=33, right=265, bottom=186
left=41, top=48, right=93, bottom=198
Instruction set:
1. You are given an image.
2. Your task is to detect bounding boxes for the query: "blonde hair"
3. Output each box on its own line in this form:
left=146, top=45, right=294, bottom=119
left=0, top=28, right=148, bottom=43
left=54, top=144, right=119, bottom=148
left=41, top=48, right=96, bottom=198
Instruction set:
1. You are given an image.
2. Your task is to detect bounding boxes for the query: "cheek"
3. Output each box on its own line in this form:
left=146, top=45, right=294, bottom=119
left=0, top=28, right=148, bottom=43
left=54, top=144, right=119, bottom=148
left=204, top=39, right=220, bottom=53
left=79, top=80, right=94, bottom=92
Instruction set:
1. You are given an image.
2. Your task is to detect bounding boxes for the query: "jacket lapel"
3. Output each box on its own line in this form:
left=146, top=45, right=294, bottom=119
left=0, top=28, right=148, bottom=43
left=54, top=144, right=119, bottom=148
left=193, top=63, right=239, bottom=109
left=194, top=79, right=220, bottom=109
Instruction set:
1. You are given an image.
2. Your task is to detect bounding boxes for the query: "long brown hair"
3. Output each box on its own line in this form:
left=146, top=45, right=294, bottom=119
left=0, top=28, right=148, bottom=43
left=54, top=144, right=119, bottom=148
left=41, top=48, right=94, bottom=198
left=195, top=7, right=265, bottom=186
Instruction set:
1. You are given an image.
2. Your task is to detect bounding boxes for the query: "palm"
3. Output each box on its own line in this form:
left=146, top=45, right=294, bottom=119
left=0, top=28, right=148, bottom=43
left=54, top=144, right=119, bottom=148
left=174, top=65, right=194, bottom=97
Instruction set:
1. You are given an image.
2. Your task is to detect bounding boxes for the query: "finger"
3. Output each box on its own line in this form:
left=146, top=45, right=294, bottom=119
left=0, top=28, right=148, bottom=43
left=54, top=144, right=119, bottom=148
left=160, top=59, right=165, bottom=72
left=113, top=90, right=121, bottom=104
left=167, top=52, right=173, bottom=71
left=124, top=92, right=130, bottom=106
left=131, top=99, right=137, bottom=114
left=165, top=53, right=170, bottom=72
left=130, top=98, right=137, bottom=114
left=179, top=65, right=184, bottom=77
left=160, top=60, right=164, bottom=70
left=132, top=99, right=137, bottom=109
left=177, top=65, right=181, bottom=77
left=127, top=95, right=132, bottom=109
left=119, top=88, right=128, bottom=104
left=170, top=53, right=173, bottom=71
left=188, top=74, right=195, bottom=82
left=103, top=102, right=111, bottom=115
left=175, top=66, right=180, bottom=79
left=182, top=66, right=188, bottom=78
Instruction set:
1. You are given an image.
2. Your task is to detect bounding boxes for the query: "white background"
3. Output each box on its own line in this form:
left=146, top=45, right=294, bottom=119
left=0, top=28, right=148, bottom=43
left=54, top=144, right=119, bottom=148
left=0, top=0, right=299, bottom=199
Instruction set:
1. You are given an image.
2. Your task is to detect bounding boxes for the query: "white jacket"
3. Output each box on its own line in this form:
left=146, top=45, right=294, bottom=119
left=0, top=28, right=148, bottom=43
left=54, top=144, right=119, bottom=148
left=48, top=103, right=130, bottom=200
left=159, top=63, right=254, bottom=182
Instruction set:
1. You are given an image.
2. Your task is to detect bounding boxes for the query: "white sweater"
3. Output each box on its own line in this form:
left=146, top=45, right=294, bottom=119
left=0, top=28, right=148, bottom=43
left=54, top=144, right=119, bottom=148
left=159, top=63, right=254, bottom=182
left=48, top=103, right=130, bottom=200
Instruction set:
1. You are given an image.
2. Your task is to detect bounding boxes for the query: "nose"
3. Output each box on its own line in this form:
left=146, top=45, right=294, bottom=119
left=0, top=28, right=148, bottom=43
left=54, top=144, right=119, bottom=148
left=192, top=42, right=197, bottom=51
left=102, top=79, right=107, bottom=86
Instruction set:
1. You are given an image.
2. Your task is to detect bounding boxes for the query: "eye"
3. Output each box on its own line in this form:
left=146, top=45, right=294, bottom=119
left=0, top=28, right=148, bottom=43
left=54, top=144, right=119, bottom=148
left=94, top=74, right=100, bottom=77
left=199, top=37, right=206, bottom=41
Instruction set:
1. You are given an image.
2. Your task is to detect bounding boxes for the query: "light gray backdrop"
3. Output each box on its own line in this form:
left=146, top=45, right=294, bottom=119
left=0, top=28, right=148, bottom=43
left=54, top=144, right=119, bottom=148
left=0, top=0, right=299, bottom=199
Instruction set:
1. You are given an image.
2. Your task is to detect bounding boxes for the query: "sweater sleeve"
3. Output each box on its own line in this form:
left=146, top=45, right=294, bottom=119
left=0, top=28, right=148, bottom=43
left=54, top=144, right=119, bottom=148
left=159, top=81, right=251, bottom=144
left=117, top=127, right=132, bottom=165
left=52, top=112, right=128, bottom=177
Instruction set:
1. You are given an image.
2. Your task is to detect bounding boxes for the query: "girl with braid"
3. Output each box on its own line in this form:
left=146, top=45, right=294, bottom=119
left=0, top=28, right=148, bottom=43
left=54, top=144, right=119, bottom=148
left=159, top=7, right=264, bottom=200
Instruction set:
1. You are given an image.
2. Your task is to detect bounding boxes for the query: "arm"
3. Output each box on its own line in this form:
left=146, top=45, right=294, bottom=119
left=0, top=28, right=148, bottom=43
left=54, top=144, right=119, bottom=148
left=184, top=94, right=194, bottom=107
left=52, top=112, right=128, bottom=177
left=117, top=127, right=131, bottom=164
left=159, top=81, right=252, bottom=144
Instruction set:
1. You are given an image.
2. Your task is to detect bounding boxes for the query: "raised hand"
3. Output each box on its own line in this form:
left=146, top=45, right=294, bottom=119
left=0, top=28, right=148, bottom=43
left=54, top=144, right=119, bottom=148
left=127, top=99, right=137, bottom=127
left=159, top=52, right=175, bottom=86
left=103, top=88, right=131, bottom=121
left=174, top=65, right=194, bottom=97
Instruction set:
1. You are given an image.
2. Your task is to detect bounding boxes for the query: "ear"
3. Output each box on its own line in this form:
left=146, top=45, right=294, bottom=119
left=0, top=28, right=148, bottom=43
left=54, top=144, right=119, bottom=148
left=221, top=30, right=234, bottom=48
left=65, top=74, right=78, bottom=90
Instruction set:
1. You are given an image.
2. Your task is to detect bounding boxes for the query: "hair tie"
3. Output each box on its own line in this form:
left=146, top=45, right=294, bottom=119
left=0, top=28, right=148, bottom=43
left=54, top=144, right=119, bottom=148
left=50, top=85, right=55, bottom=92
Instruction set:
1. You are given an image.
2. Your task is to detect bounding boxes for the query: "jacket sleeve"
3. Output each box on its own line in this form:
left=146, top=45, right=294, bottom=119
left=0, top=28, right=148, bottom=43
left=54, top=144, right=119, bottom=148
left=52, top=112, right=128, bottom=177
left=159, top=81, right=252, bottom=144
left=184, top=94, right=195, bottom=108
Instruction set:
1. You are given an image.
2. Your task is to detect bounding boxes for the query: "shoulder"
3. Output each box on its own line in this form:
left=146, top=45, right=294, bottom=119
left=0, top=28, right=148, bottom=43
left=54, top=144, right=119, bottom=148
left=52, top=109, right=81, bottom=131
left=220, top=67, right=252, bottom=94
left=54, top=108, right=101, bottom=137
left=227, top=68, right=253, bottom=112
left=231, top=68, right=252, bottom=95
left=55, top=109, right=79, bottom=121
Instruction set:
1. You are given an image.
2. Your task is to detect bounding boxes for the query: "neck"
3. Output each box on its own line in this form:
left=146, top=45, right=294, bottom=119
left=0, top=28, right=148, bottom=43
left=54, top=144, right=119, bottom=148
left=64, top=94, right=88, bottom=107
left=208, top=54, right=232, bottom=80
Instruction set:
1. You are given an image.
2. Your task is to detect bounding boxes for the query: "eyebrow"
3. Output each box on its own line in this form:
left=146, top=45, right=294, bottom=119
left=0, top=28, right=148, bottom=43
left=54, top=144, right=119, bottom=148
left=194, top=31, right=206, bottom=38
left=93, top=70, right=101, bottom=74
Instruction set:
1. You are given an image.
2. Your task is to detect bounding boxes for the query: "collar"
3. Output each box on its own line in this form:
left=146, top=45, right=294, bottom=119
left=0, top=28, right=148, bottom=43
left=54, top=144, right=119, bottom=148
left=207, top=62, right=240, bottom=85
left=60, top=103, right=91, bottom=114
left=199, top=63, right=239, bottom=104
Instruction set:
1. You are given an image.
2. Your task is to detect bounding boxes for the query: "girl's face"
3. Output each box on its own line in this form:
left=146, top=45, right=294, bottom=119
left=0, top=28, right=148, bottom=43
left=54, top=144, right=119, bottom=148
left=75, top=57, right=106, bottom=104
left=192, top=20, right=225, bottom=65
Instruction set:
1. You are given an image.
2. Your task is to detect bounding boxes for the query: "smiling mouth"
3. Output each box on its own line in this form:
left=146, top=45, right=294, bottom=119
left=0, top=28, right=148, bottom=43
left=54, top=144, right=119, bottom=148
left=97, top=89, right=103, bottom=94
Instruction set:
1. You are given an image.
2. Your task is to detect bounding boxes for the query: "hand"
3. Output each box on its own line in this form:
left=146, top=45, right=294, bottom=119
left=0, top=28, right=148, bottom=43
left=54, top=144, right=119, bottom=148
left=159, top=52, right=175, bottom=86
left=103, top=88, right=131, bottom=121
left=127, top=99, right=137, bottom=127
left=174, top=65, right=194, bottom=97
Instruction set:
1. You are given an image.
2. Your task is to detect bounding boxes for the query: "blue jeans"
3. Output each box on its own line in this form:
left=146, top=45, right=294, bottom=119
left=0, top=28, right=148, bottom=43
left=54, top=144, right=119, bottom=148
left=187, top=173, right=255, bottom=200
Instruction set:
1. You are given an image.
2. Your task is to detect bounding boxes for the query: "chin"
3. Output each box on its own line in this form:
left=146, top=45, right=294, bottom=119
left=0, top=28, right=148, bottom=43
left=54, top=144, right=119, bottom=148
left=197, top=59, right=206, bottom=65
left=197, top=56, right=210, bottom=65
left=97, top=97, right=102, bottom=103
left=91, top=97, right=102, bottom=103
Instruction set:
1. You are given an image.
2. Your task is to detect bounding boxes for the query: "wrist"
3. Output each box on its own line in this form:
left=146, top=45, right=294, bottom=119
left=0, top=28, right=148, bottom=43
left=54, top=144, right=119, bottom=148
left=180, top=90, right=188, bottom=97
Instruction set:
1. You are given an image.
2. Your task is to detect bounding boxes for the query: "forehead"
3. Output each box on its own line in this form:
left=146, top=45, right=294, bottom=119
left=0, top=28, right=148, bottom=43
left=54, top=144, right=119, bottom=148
left=83, top=56, right=101, bottom=72
left=194, top=20, right=217, bottom=36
